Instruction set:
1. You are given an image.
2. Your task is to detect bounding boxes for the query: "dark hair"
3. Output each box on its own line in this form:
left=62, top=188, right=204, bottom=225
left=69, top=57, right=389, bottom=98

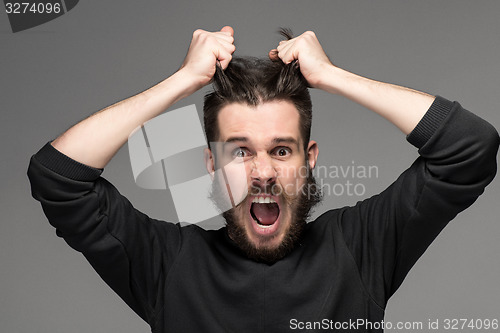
left=203, top=30, right=312, bottom=151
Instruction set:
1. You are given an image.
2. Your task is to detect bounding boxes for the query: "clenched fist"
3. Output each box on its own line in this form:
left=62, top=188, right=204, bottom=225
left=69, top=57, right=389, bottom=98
left=179, top=26, right=236, bottom=89
left=269, top=31, right=334, bottom=89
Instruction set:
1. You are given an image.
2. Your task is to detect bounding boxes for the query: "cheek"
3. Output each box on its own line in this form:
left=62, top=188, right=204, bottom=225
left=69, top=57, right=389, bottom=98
left=278, top=161, right=308, bottom=179
left=276, top=165, right=308, bottom=196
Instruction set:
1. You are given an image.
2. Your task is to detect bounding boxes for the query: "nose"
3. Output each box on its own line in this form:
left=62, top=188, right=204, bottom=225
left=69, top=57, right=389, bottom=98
left=250, top=154, right=277, bottom=187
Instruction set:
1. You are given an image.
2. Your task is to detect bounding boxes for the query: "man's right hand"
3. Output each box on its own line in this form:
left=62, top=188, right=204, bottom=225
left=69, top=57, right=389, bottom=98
left=51, top=26, right=235, bottom=169
left=179, top=26, right=235, bottom=90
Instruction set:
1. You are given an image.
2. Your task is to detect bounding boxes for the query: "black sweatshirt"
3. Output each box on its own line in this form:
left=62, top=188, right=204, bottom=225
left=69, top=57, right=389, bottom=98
left=28, top=97, right=499, bottom=332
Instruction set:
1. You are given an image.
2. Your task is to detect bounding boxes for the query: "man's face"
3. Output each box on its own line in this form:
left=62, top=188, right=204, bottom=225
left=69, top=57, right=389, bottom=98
left=206, top=100, right=320, bottom=263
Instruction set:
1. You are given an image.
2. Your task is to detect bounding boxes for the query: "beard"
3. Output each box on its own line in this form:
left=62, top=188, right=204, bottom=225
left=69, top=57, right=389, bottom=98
left=210, top=168, right=322, bottom=264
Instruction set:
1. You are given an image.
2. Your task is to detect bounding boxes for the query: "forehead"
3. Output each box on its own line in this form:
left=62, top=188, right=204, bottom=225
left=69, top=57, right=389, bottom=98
left=217, top=100, right=301, bottom=143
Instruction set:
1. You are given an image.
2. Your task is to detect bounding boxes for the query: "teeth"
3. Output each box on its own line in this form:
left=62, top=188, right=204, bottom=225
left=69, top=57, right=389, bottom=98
left=252, top=196, right=277, bottom=204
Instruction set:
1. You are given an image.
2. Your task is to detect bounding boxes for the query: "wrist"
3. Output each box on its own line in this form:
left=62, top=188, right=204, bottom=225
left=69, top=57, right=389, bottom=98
left=312, top=64, right=343, bottom=94
left=139, top=69, right=203, bottom=116
left=315, top=65, right=361, bottom=97
left=168, top=69, right=206, bottom=99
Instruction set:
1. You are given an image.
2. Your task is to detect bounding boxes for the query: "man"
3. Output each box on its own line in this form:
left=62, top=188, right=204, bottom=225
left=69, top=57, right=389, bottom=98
left=28, top=26, right=499, bottom=332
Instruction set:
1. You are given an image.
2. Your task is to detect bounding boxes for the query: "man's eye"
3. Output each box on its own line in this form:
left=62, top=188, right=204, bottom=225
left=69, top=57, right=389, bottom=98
left=274, top=147, right=291, bottom=157
left=232, top=148, right=249, bottom=158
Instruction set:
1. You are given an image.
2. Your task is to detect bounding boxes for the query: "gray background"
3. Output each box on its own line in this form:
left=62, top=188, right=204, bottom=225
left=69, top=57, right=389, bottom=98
left=1, top=1, right=499, bottom=332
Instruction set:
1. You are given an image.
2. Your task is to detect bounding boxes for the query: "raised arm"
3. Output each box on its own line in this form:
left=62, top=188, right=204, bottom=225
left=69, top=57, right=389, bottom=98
left=27, top=27, right=235, bottom=324
left=271, top=30, right=500, bottom=306
left=270, top=30, right=434, bottom=135
left=53, top=26, right=235, bottom=168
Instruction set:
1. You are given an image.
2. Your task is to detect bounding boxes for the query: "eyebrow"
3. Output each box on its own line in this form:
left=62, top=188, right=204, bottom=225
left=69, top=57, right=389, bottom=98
left=225, top=137, right=248, bottom=144
left=272, top=137, right=299, bottom=147
left=225, top=136, right=299, bottom=147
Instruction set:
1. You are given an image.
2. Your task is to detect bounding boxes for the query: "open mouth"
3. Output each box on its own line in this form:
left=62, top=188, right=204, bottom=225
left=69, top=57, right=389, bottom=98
left=249, top=196, right=281, bottom=234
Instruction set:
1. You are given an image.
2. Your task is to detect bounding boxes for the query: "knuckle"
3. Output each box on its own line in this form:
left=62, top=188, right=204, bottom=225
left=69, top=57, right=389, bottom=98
left=200, top=33, right=213, bottom=43
left=295, top=38, right=306, bottom=47
left=193, top=29, right=204, bottom=37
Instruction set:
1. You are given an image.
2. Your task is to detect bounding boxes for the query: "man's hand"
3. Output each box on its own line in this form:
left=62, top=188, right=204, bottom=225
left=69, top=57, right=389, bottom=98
left=52, top=26, right=235, bottom=168
left=180, top=26, right=236, bottom=90
left=270, top=29, right=434, bottom=135
left=269, top=31, right=333, bottom=89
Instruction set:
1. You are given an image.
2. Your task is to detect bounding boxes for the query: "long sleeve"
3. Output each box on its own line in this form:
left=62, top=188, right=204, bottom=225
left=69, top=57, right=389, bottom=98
left=27, top=143, right=182, bottom=324
left=339, top=96, right=500, bottom=309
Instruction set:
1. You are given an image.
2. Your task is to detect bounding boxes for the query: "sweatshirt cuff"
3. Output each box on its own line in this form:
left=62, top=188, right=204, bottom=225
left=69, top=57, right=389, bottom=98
left=33, top=142, right=103, bottom=181
left=406, top=96, right=454, bottom=149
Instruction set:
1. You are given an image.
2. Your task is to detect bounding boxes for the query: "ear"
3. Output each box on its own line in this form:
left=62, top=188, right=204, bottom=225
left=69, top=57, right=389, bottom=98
left=204, top=148, right=215, bottom=180
left=306, top=140, right=319, bottom=170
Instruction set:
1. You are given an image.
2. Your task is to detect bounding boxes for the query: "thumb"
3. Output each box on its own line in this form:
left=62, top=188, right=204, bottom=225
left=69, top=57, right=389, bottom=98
left=268, top=49, right=279, bottom=61
left=220, top=25, right=234, bottom=36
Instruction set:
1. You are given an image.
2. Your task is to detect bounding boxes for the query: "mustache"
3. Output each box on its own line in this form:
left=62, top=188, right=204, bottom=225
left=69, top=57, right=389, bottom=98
left=248, top=182, right=283, bottom=196
left=235, top=181, right=298, bottom=209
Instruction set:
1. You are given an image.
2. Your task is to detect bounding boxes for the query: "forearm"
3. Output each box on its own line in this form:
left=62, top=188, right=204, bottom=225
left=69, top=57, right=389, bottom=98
left=318, top=65, right=435, bottom=135
left=52, top=69, right=201, bottom=169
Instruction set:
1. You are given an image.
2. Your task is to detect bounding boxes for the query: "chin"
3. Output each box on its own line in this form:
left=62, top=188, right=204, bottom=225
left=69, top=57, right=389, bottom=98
left=245, top=220, right=289, bottom=252
left=220, top=172, right=322, bottom=263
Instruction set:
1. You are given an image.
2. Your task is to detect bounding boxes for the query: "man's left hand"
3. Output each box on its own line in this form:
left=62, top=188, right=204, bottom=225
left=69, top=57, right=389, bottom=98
left=269, top=31, right=333, bottom=89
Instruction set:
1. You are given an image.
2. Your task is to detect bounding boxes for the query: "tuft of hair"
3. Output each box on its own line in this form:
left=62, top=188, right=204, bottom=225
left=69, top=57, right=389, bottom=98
left=204, top=54, right=312, bottom=151
left=278, top=27, right=294, bottom=40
